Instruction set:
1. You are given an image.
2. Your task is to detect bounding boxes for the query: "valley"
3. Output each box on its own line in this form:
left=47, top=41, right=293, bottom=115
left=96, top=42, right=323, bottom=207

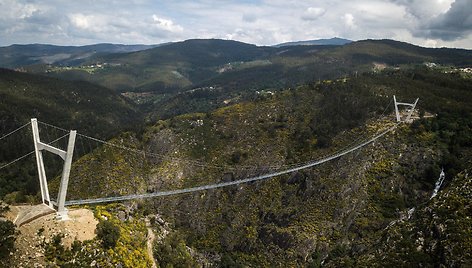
left=0, top=38, right=471, bottom=267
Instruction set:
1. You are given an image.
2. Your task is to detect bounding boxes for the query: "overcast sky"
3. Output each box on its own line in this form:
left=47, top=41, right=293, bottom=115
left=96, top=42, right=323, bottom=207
left=1, top=0, right=471, bottom=48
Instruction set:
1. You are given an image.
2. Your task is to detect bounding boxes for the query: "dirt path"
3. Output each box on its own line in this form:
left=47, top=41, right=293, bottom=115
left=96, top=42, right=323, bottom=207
left=145, top=217, right=158, bottom=268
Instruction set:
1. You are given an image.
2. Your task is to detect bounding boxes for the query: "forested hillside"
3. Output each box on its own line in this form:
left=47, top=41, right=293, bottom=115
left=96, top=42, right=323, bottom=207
left=1, top=39, right=471, bottom=267
left=0, top=68, right=142, bottom=199
left=24, top=39, right=472, bottom=96
left=5, top=39, right=469, bottom=125
left=55, top=68, right=472, bottom=266
left=43, top=39, right=472, bottom=122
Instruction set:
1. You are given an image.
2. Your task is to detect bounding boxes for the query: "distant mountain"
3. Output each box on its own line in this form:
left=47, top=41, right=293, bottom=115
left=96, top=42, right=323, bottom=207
left=2, top=38, right=469, bottom=122
left=0, top=43, right=163, bottom=68
left=11, top=38, right=465, bottom=121
left=44, top=38, right=471, bottom=93
left=47, top=39, right=276, bottom=92
left=274, top=37, right=352, bottom=47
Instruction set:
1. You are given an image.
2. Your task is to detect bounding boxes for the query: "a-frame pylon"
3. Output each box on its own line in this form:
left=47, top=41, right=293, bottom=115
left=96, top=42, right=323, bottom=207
left=31, top=119, right=76, bottom=220
left=393, top=95, right=419, bottom=123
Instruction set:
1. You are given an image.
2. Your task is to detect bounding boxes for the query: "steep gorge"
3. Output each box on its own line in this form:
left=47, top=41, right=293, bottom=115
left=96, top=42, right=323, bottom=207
left=58, top=69, right=472, bottom=266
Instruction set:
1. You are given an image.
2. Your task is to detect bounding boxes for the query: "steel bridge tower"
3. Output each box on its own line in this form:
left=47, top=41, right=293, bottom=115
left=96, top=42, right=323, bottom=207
left=31, top=118, right=76, bottom=220
left=394, top=95, right=419, bottom=123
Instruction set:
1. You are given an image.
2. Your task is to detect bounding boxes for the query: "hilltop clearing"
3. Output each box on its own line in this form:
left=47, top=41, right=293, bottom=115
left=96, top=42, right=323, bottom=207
left=2, top=203, right=157, bottom=267
left=3, top=206, right=97, bottom=267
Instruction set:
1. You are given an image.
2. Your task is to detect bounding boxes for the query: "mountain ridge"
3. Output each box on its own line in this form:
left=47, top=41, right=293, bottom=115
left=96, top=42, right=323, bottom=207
left=27, top=38, right=471, bottom=96
left=0, top=43, right=163, bottom=68
left=274, top=37, right=352, bottom=47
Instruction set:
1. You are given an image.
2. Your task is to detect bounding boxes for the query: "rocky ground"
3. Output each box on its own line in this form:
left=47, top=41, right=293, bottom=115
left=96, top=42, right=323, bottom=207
left=5, top=206, right=97, bottom=267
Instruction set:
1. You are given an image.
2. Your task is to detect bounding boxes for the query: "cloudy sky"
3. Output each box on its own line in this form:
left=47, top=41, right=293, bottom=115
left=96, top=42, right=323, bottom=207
left=1, top=0, right=471, bottom=48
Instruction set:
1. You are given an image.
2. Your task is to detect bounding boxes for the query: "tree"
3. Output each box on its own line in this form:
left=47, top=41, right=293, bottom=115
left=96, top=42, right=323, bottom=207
left=96, top=220, right=120, bottom=249
left=0, top=220, right=17, bottom=264
left=153, top=232, right=197, bottom=267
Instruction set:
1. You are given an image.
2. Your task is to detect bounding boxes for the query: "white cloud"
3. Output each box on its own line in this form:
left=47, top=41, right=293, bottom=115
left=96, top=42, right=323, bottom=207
left=424, top=39, right=439, bottom=47
left=242, top=13, right=258, bottom=23
left=0, top=0, right=470, bottom=48
left=343, top=13, right=356, bottom=28
left=152, top=15, right=183, bottom=33
left=301, top=7, right=326, bottom=21
left=391, top=0, right=454, bottom=19
left=69, top=13, right=92, bottom=30
left=0, top=1, right=39, bottom=19
left=68, top=13, right=115, bottom=35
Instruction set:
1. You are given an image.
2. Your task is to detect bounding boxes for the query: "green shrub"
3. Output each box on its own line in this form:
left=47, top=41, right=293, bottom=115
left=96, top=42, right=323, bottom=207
left=96, top=220, right=120, bottom=249
left=154, top=231, right=197, bottom=267
left=0, top=220, right=16, bottom=260
left=44, top=234, right=66, bottom=264
left=220, top=253, right=244, bottom=268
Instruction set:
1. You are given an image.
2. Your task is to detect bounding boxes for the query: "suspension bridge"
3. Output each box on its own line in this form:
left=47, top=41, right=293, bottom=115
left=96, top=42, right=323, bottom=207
left=0, top=96, right=418, bottom=220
